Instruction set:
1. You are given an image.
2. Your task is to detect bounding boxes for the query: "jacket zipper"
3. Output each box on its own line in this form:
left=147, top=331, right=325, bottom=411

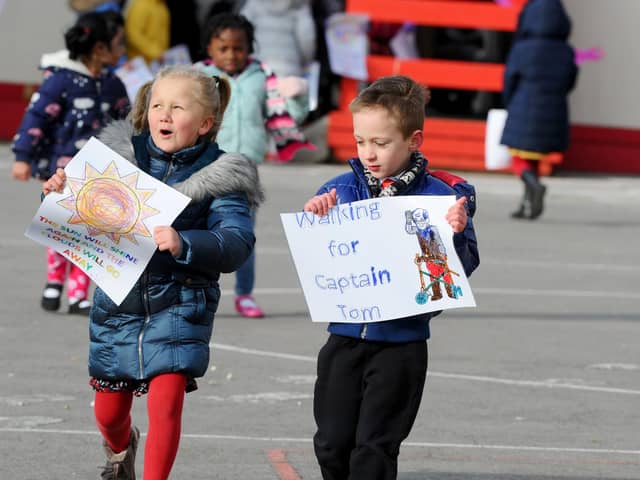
left=360, top=323, right=368, bottom=339
left=162, top=160, right=174, bottom=183
left=138, top=159, right=172, bottom=376
left=138, top=271, right=151, bottom=378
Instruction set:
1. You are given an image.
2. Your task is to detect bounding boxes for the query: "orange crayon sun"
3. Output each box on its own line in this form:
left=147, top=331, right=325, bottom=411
left=58, top=162, right=159, bottom=244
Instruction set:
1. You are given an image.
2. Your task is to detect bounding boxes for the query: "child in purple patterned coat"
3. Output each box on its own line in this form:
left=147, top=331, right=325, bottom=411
left=12, top=11, right=130, bottom=315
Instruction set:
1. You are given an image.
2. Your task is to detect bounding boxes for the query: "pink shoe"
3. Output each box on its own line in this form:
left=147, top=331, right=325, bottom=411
left=235, top=295, right=265, bottom=318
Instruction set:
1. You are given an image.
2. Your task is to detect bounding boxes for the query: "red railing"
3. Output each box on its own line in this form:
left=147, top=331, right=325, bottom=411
left=327, top=0, right=563, bottom=175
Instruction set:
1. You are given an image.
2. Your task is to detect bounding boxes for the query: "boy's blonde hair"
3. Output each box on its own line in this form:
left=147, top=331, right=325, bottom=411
left=129, top=65, right=231, bottom=142
left=349, top=75, right=431, bottom=139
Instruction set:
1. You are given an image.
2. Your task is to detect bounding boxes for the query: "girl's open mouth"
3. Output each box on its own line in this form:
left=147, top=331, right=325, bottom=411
left=160, top=129, right=172, bottom=136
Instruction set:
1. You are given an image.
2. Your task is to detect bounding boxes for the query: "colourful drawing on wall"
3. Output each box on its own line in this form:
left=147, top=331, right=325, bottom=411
left=404, top=208, right=463, bottom=305
left=57, top=161, right=159, bottom=245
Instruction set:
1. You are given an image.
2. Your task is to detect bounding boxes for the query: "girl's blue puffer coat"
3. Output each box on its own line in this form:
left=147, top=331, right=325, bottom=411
left=88, top=121, right=263, bottom=381
left=314, top=157, right=479, bottom=342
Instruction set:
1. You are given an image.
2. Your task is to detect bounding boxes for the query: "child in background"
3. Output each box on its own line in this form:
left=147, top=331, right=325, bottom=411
left=501, top=0, right=578, bottom=220
left=125, top=0, right=170, bottom=64
left=12, top=11, right=129, bottom=315
left=67, top=0, right=127, bottom=14
left=42, top=66, right=261, bottom=479
left=240, top=0, right=316, bottom=78
left=303, top=75, right=479, bottom=480
left=196, top=12, right=313, bottom=318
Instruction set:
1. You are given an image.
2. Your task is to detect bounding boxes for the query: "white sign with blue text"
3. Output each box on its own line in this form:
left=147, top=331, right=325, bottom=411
left=281, top=196, right=476, bottom=323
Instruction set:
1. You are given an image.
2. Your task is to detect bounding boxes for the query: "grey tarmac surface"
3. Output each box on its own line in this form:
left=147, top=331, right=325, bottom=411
left=0, top=142, right=639, bottom=479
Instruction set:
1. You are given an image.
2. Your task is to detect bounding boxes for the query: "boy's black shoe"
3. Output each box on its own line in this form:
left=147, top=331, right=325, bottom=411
left=41, top=283, right=62, bottom=311
left=68, top=299, right=91, bottom=316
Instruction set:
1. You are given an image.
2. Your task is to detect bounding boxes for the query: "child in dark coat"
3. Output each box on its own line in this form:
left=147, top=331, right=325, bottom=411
left=303, top=75, right=479, bottom=480
left=500, top=0, right=578, bottom=219
left=12, top=11, right=130, bottom=315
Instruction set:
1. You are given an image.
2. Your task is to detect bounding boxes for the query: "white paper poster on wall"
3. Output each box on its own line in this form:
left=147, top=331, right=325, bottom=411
left=325, top=13, right=369, bottom=81
left=485, top=108, right=512, bottom=170
left=115, top=56, right=154, bottom=102
left=281, top=196, right=476, bottom=323
left=25, top=137, right=191, bottom=305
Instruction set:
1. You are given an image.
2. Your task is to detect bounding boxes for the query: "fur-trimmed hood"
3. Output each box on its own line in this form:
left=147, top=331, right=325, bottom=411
left=98, top=120, right=264, bottom=208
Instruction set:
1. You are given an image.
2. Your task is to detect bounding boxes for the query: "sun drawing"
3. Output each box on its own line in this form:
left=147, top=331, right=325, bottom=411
left=58, top=161, right=160, bottom=244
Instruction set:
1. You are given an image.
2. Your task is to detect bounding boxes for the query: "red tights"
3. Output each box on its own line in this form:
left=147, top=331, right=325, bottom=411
left=94, top=373, right=187, bottom=480
left=511, top=155, right=539, bottom=177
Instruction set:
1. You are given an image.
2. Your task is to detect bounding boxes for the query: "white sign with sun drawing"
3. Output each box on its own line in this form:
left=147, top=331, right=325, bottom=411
left=25, top=137, right=191, bottom=305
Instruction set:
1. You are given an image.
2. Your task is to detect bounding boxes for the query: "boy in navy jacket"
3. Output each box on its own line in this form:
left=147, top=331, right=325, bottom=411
left=303, top=75, right=479, bottom=479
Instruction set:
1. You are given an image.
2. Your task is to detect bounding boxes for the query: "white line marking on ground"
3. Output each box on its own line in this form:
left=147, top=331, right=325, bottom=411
left=0, top=416, right=63, bottom=428
left=474, top=287, right=640, bottom=299
left=399, top=441, right=640, bottom=455
left=220, top=286, right=640, bottom=300
left=256, top=248, right=639, bottom=273
left=213, top=343, right=315, bottom=362
left=211, top=343, right=640, bottom=396
left=1, top=427, right=638, bottom=455
left=478, top=258, right=639, bottom=272
left=203, top=392, right=314, bottom=403
left=588, top=363, right=640, bottom=371
left=0, top=394, right=75, bottom=406
left=273, top=375, right=316, bottom=385
left=427, top=372, right=640, bottom=395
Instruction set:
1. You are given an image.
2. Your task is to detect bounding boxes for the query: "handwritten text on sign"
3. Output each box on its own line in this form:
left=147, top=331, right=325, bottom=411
left=281, top=196, right=476, bottom=323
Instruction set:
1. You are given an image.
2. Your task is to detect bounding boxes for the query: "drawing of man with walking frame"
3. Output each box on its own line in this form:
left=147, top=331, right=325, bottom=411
left=405, top=207, right=462, bottom=304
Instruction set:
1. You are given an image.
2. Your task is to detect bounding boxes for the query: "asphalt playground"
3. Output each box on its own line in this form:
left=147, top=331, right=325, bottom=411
left=1, top=142, right=639, bottom=479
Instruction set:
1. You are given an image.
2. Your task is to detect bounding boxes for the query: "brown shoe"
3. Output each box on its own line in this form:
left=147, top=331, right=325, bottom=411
left=100, top=426, right=139, bottom=479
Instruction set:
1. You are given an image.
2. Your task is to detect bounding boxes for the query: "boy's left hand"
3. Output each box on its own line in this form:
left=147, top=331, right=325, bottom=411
left=445, top=197, right=468, bottom=233
left=154, top=226, right=182, bottom=257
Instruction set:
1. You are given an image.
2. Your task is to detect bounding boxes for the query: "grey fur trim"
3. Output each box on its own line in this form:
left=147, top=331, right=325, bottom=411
left=97, top=120, right=264, bottom=207
left=174, top=152, right=265, bottom=208
left=98, top=120, right=137, bottom=165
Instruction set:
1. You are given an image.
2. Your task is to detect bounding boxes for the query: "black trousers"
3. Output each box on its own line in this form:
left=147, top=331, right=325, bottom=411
left=313, top=334, right=428, bottom=480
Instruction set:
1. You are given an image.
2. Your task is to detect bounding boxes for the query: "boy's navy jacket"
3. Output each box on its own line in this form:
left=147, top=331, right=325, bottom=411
left=500, top=0, right=578, bottom=153
left=12, top=50, right=130, bottom=178
left=88, top=121, right=262, bottom=382
left=314, top=157, right=479, bottom=342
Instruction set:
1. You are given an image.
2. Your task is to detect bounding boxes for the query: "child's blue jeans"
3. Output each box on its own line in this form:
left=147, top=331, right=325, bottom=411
left=234, top=210, right=256, bottom=296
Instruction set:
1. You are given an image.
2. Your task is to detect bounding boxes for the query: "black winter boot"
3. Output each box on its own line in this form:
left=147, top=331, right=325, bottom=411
left=512, top=170, right=546, bottom=220
left=521, top=170, right=546, bottom=219
left=510, top=186, right=529, bottom=219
